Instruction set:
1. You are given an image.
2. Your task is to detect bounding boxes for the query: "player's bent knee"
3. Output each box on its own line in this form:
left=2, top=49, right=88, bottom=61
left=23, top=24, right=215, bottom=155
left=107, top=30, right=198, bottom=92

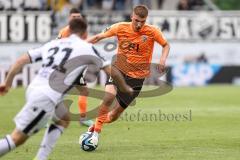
left=55, top=113, right=71, bottom=128
left=56, top=119, right=69, bottom=128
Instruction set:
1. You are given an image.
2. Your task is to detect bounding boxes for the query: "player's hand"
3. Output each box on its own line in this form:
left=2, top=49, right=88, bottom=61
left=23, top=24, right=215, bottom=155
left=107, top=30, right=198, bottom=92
left=157, top=61, right=166, bottom=74
left=0, top=84, right=9, bottom=96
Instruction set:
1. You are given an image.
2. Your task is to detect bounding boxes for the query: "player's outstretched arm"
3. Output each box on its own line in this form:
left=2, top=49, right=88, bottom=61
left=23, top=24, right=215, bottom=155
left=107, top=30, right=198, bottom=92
left=103, top=65, right=133, bottom=95
left=0, top=53, right=31, bottom=96
left=87, top=33, right=107, bottom=44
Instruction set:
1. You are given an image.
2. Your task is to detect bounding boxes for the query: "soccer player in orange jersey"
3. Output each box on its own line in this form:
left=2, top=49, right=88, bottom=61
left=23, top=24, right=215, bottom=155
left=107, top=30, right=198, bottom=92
left=86, top=5, right=170, bottom=141
left=58, top=8, right=93, bottom=127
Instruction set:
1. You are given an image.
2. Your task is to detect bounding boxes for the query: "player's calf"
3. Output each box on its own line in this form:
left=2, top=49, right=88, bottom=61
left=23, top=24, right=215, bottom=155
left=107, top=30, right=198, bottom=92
left=10, top=129, right=28, bottom=146
left=106, top=105, right=125, bottom=123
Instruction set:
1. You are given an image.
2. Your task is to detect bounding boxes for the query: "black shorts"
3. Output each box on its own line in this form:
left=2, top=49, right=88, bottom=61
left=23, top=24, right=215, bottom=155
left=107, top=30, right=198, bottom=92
left=75, top=68, right=87, bottom=86
left=106, top=73, right=144, bottom=109
left=77, top=76, right=87, bottom=86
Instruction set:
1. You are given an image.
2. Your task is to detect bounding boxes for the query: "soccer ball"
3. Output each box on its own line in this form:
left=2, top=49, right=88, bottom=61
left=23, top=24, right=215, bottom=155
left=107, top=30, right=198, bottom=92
left=79, top=132, right=98, bottom=152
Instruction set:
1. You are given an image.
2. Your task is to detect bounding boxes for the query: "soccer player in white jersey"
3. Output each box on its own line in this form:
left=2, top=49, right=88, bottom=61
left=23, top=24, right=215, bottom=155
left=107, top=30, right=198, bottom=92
left=0, top=18, right=132, bottom=160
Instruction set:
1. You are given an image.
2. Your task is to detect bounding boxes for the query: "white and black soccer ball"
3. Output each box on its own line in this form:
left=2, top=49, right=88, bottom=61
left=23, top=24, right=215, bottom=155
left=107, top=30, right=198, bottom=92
left=79, top=132, right=98, bottom=152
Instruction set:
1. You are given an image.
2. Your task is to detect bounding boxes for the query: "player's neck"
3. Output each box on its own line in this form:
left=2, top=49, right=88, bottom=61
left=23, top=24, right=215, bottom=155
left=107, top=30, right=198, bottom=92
left=71, top=33, right=86, bottom=40
left=131, top=23, right=143, bottom=32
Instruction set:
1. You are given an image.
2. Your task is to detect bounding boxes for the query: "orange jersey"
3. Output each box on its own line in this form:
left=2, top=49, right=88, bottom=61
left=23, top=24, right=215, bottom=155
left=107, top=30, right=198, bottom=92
left=102, top=22, right=167, bottom=78
left=58, top=26, right=71, bottom=39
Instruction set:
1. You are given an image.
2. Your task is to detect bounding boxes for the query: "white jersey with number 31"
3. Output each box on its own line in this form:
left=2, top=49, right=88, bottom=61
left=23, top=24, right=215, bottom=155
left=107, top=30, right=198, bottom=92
left=27, top=34, right=108, bottom=104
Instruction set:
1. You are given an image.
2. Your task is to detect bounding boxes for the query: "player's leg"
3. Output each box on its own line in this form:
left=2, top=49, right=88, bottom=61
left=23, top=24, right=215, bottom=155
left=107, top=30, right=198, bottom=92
left=106, top=76, right=145, bottom=123
left=105, top=103, right=125, bottom=123
left=34, top=101, right=70, bottom=160
left=92, top=84, right=117, bottom=133
left=93, top=76, right=145, bottom=130
left=87, top=79, right=143, bottom=147
left=78, top=86, right=88, bottom=118
left=1, top=93, right=54, bottom=158
left=0, top=129, right=27, bottom=157
left=78, top=86, right=94, bottom=126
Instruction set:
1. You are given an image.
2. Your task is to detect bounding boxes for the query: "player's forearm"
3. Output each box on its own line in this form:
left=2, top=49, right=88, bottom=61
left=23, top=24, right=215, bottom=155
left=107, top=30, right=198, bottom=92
left=5, top=54, right=31, bottom=88
left=160, top=43, right=170, bottom=63
left=87, top=35, right=100, bottom=44
left=87, top=34, right=105, bottom=44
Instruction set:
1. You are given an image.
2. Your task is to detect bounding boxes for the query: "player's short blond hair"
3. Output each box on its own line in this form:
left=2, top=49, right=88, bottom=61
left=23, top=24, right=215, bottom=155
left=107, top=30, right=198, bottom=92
left=133, top=5, right=148, bottom=18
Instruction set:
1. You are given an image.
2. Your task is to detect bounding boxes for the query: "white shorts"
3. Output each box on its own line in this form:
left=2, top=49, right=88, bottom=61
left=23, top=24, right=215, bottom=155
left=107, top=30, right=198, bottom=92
left=14, top=89, right=68, bottom=136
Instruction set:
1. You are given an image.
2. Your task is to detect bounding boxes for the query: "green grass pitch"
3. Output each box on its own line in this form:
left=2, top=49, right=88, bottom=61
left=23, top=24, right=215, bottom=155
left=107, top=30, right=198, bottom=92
left=0, top=85, right=239, bottom=160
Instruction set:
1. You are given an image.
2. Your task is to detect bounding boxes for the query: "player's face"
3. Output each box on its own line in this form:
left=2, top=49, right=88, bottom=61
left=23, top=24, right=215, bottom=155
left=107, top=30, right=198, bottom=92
left=69, top=13, right=82, bottom=22
left=131, top=13, right=147, bottom=32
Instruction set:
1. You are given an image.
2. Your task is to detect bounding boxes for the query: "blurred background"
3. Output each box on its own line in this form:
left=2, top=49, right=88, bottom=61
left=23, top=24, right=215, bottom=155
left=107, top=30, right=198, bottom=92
left=0, top=0, right=240, bottom=87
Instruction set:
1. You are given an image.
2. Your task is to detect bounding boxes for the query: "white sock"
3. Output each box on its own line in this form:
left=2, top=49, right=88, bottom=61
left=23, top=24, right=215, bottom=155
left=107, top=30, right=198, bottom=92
left=35, top=124, right=64, bottom=160
left=0, top=135, right=16, bottom=157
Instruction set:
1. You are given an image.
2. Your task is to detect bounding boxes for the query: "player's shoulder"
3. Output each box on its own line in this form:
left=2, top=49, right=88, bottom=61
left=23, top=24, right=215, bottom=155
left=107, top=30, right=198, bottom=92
left=58, top=26, right=70, bottom=38
left=59, top=26, right=69, bottom=33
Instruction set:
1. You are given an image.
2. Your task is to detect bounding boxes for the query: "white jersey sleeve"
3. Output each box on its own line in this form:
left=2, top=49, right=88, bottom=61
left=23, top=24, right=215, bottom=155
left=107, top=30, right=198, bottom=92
left=28, top=46, right=44, bottom=63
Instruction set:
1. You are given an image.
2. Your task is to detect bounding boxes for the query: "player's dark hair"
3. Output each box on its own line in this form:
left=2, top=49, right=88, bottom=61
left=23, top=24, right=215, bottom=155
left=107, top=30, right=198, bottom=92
left=133, top=5, right=148, bottom=18
left=69, top=18, right=87, bottom=35
left=70, top=8, right=80, bottom=14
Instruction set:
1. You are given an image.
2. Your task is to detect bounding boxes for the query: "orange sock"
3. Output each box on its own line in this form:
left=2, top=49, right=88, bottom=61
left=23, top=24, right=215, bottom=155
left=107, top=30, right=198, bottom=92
left=78, top=96, right=87, bottom=118
left=94, top=105, right=110, bottom=133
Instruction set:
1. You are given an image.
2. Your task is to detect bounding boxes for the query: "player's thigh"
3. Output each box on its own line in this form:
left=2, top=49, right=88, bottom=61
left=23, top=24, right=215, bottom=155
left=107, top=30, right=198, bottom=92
left=14, top=94, right=55, bottom=136
left=116, top=77, right=144, bottom=109
left=52, top=100, right=70, bottom=126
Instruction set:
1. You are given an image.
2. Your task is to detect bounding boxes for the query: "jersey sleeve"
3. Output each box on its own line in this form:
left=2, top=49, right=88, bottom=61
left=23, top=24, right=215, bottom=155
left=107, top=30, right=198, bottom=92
left=27, top=46, right=43, bottom=63
left=153, top=26, right=167, bottom=46
left=101, top=23, right=120, bottom=38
